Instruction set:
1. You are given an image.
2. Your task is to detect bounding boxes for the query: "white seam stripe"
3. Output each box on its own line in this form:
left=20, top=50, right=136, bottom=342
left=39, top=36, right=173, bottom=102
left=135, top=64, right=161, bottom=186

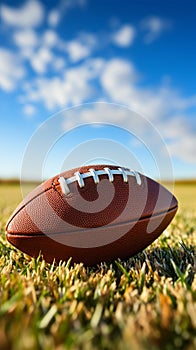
left=104, top=167, right=114, bottom=182
left=58, top=176, right=70, bottom=195
left=58, top=167, right=141, bottom=195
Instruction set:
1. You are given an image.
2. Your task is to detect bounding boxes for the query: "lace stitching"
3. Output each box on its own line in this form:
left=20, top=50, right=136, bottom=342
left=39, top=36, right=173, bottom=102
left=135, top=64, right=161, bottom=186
left=59, top=167, right=141, bottom=195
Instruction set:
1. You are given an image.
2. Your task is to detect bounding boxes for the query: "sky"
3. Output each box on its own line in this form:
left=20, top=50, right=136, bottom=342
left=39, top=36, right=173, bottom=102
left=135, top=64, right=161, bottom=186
left=0, top=0, right=196, bottom=181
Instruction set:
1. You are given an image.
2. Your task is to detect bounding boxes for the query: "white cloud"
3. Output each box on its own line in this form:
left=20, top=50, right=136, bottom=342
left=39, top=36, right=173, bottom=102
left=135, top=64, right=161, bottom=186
left=100, top=59, right=196, bottom=122
left=65, top=33, right=97, bottom=62
left=48, top=10, right=60, bottom=27
left=42, top=30, right=59, bottom=47
left=29, top=46, right=66, bottom=74
left=0, top=49, right=25, bottom=91
left=63, top=0, right=87, bottom=11
left=79, top=32, right=97, bottom=47
left=169, top=134, right=196, bottom=163
left=13, top=29, right=39, bottom=48
left=100, top=59, right=196, bottom=163
left=53, top=57, right=66, bottom=71
left=112, top=25, right=136, bottom=47
left=101, top=59, right=138, bottom=102
left=30, top=48, right=53, bottom=73
left=141, top=16, right=171, bottom=44
left=47, top=0, right=87, bottom=28
left=22, top=58, right=105, bottom=109
left=59, top=32, right=97, bottom=62
left=13, top=28, right=65, bottom=73
left=0, top=0, right=44, bottom=28
left=23, top=104, right=36, bottom=117
left=158, top=116, right=196, bottom=163
left=66, top=41, right=91, bottom=62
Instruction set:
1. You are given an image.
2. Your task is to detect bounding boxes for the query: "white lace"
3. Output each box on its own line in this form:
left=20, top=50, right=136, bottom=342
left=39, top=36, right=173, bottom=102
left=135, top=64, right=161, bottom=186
left=58, top=167, right=141, bottom=195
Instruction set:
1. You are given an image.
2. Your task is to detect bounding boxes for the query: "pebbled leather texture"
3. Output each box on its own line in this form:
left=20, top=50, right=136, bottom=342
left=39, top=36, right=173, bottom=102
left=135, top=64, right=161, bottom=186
left=6, top=164, right=178, bottom=265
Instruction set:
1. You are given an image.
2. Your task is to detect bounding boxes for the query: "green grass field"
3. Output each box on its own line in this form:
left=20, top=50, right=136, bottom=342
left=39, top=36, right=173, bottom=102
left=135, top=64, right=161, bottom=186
left=0, top=182, right=195, bottom=350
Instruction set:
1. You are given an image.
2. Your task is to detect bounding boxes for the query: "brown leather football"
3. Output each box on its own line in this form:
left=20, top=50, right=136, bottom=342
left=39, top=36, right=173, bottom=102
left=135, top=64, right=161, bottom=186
left=6, top=164, right=178, bottom=265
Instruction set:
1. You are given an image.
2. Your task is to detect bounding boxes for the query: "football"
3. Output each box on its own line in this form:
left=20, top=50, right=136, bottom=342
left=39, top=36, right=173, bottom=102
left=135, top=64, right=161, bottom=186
left=6, top=164, right=178, bottom=265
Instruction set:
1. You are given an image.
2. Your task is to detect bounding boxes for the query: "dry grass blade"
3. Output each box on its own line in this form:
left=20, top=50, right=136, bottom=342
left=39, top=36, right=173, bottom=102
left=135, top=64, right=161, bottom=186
left=0, top=182, right=195, bottom=350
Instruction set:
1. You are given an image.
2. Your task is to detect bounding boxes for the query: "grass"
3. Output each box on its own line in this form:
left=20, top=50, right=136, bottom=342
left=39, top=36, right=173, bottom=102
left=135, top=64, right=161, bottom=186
left=0, top=182, right=195, bottom=350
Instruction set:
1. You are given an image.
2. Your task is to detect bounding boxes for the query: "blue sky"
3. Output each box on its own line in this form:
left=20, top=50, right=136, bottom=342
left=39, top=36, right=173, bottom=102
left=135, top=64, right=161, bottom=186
left=0, top=0, right=195, bottom=180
